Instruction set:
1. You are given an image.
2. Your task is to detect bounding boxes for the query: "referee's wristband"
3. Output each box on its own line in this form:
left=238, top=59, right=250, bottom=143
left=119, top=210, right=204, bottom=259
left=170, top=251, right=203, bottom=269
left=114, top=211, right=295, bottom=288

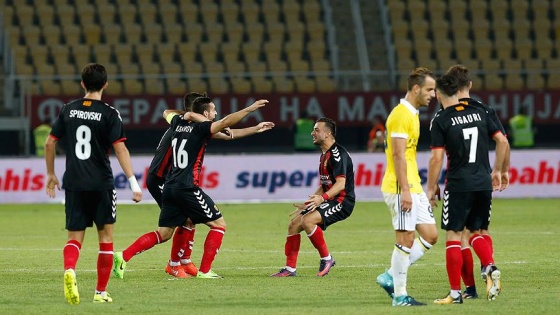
left=321, top=193, right=329, bottom=202
left=128, top=176, right=141, bottom=193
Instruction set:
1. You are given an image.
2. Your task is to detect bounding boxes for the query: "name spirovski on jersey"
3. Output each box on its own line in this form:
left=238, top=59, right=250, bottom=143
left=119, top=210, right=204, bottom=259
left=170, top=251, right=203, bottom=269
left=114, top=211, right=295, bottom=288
left=175, top=125, right=193, bottom=133
left=69, top=110, right=102, bottom=121
left=450, top=112, right=482, bottom=126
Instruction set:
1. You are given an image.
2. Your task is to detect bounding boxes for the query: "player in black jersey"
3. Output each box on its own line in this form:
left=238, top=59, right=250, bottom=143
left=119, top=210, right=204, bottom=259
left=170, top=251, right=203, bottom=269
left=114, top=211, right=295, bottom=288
left=428, top=74, right=508, bottom=304
left=45, top=63, right=142, bottom=304
left=113, top=97, right=269, bottom=279
left=146, top=92, right=274, bottom=278
left=446, top=65, right=511, bottom=299
left=271, top=117, right=355, bottom=278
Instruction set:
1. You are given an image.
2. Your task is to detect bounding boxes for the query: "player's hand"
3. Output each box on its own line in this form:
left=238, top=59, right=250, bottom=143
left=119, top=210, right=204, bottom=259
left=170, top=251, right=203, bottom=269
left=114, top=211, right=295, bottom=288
left=500, top=171, right=509, bottom=191
left=491, top=170, right=502, bottom=191
left=132, top=191, right=142, bottom=203
left=304, top=194, right=324, bottom=211
left=427, top=186, right=440, bottom=208
left=256, top=122, right=275, bottom=133
left=45, top=174, right=60, bottom=198
left=246, top=99, right=269, bottom=112
left=400, top=190, right=413, bottom=212
left=289, top=203, right=306, bottom=219
left=221, top=127, right=233, bottom=138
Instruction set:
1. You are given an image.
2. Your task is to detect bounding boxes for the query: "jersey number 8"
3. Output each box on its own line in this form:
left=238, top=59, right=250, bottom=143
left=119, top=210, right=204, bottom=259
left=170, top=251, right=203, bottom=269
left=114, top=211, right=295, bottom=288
left=75, top=125, right=92, bottom=160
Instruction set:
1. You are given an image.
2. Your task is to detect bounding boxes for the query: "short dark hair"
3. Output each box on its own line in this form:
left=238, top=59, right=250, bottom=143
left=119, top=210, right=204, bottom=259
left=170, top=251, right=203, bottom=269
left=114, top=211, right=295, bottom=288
left=81, top=63, right=107, bottom=92
left=407, top=67, right=434, bottom=91
left=446, top=65, right=471, bottom=90
left=316, top=117, right=336, bottom=137
left=184, top=92, right=208, bottom=111
left=436, top=74, right=460, bottom=97
left=192, top=96, right=213, bottom=114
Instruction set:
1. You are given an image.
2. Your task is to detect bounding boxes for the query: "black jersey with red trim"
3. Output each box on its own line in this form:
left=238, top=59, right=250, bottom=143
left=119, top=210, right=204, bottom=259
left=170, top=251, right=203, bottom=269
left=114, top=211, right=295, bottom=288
left=459, top=97, right=506, bottom=134
left=148, top=126, right=174, bottom=178
left=318, top=143, right=355, bottom=202
left=50, top=98, right=126, bottom=190
left=430, top=104, right=501, bottom=192
left=164, top=115, right=212, bottom=189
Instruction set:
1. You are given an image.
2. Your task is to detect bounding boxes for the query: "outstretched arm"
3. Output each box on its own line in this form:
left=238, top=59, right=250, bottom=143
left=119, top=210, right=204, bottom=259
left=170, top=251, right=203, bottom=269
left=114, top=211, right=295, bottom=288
left=210, top=100, right=269, bottom=134
left=213, top=121, right=275, bottom=140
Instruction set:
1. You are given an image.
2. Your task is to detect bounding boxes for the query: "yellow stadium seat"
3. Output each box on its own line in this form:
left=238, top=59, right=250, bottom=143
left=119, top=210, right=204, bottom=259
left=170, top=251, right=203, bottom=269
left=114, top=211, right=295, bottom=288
left=205, top=24, right=224, bottom=43
left=221, top=3, right=240, bottom=27
left=40, top=80, right=62, bottom=96
left=294, top=76, right=316, bottom=93
left=119, top=63, right=140, bottom=75
left=118, top=4, right=137, bottom=25
left=208, top=77, right=229, bottom=95
left=268, top=60, right=288, bottom=72
left=186, top=77, right=208, bottom=93
left=23, top=26, right=42, bottom=46
left=97, top=4, right=116, bottom=25
left=30, top=45, right=50, bottom=67
left=42, top=25, right=61, bottom=46
left=56, top=63, right=77, bottom=76
left=206, top=63, right=225, bottom=74
left=62, top=24, right=82, bottom=45
left=83, top=24, right=102, bottom=46
left=240, top=2, right=260, bottom=25
left=184, top=22, right=204, bottom=43
left=525, top=73, right=545, bottom=90
left=225, top=60, right=246, bottom=73
left=252, top=77, right=274, bottom=93
left=481, top=59, right=502, bottom=72
left=504, top=73, right=524, bottom=90
left=60, top=79, right=81, bottom=96
left=156, top=43, right=176, bottom=63
left=225, top=22, right=244, bottom=44
left=515, top=38, right=533, bottom=60
left=71, top=45, right=91, bottom=68
left=315, top=76, right=336, bottom=92
left=246, top=23, right=265, bottom=43
left=166, top=78, right=187, bottom=94
left=273, top=76, right=294, bottom=93
left=144, top=23, right=163, bottom=44
left=311, top=59, right=331, bottom=72
left=473, top=38, right=493, bottom=60
left=102, top=24, right=122, bottom=45
left=51, top=45, right=70, bottom=66
left=56, top=5, right=76, bottom=27
left=163, top=23, right=184, bottom=44
left=306, top=22, right=325, bottom=42
left=15, top=62, right=35, bottom=76
left=289, top=60, right=310, bottom=73
left=142, top=62, right=161, bottom=75
left=483, top=74, right=503, bottom=90
left=76, top=4, right=96, bottom=26
left=230, top=77, right=252, bottom=94
left=122, top=79, right=144, bottom=95
left=302, top=0, right=321, bottom=22
left=144, top=78, right=165, bottom=94
left=546, top=73, right=560, bottom=89
left=138, top=3, right=157, bottom=25
left=176, top=43, right=198, bottom=63
left=457, top=59, right=480, bottom=73
left=36, top=4, right=55, bottom=27
left=15, top=5, right=34, bottom=26
left=92, top=44, right=113, bottom=65
left=246, top=61, right=267, bottom=72
left=524, top=59, right=543, bottom=72
left=104, top=80, right=123, bottom=96
left=136, top=43, right=155, bottom=64
left=123, top=23, right=142, bottom=45
left=113, top=44, right=134, bottom=65
left=494, top=38, right=513, bottom=60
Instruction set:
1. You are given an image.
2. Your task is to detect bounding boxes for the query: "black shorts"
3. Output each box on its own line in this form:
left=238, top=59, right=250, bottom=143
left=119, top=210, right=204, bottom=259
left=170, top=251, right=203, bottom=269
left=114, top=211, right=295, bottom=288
left=441, top=190, right=492, bottom=232
left=304, top=198, right=354, bottom=231
left=65, top=189, right=117, bottom=231
left=146, top=173, right=164, bottom=208
left=161, top=187, right=222, bottom=227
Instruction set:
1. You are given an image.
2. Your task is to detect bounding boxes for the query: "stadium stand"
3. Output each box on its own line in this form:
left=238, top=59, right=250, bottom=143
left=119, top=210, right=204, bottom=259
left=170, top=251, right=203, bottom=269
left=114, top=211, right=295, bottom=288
left=1, top=0, right=555, bottom=96
left=2, top=0, right=334, bottom=95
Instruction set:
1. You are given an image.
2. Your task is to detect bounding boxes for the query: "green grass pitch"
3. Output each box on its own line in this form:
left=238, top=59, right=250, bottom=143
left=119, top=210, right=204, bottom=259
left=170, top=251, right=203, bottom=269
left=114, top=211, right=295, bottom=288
left=0, top=199, right=559, bottom=314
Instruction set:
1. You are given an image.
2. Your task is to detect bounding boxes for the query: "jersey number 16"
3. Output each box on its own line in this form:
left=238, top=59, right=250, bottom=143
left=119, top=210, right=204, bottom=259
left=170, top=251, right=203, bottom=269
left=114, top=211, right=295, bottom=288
left=171, top=138, right=189, bottom=169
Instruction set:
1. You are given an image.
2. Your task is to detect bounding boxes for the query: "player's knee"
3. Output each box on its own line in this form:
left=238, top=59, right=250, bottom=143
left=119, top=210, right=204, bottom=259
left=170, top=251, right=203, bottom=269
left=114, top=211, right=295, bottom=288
left=158, top=227, right=175, bottom=242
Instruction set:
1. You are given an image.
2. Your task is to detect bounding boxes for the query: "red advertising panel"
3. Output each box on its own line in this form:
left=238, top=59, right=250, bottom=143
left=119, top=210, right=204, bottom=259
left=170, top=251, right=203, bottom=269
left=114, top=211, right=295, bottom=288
left=30, top=91, right=560, bottom=129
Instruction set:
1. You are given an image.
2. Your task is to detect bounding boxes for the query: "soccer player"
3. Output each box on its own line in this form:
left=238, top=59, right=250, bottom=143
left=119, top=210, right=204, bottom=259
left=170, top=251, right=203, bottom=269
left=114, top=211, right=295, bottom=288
left=151, top=92, right=274, bottom=278
left=428, top=74, right=508, bottom=304
left=446, top=65, right=511, bottom=299
left=271, top=117, right=355, bottom=277
left=376, top=67, right=439, bottom=306
left=113, top=97, right=269, bottom=279
left=45, top=63, right=142, bottom=304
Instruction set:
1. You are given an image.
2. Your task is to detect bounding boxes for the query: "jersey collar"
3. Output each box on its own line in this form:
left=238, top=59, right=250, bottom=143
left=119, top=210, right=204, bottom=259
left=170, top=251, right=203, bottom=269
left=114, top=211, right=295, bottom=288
left=400, top=98, right=419, bottom=114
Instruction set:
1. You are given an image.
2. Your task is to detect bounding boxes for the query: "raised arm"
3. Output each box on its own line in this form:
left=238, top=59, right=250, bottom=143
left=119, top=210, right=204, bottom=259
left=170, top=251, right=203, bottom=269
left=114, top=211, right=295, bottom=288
left=210, top=100, right=269, bottom=134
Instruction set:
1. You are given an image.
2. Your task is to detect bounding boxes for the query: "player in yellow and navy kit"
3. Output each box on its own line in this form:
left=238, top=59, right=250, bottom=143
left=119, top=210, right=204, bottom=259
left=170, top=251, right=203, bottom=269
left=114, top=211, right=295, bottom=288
left=376, top=68, right=438, bottom=306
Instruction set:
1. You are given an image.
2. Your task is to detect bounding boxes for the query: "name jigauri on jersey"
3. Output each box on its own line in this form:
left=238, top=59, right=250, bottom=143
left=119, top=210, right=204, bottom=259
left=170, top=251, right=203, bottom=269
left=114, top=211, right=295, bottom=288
left=175, top=125, right=193, bottom=133
left=69, top=110, right=102, bottom=121
left=450, top=113, right=481, bottom=126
